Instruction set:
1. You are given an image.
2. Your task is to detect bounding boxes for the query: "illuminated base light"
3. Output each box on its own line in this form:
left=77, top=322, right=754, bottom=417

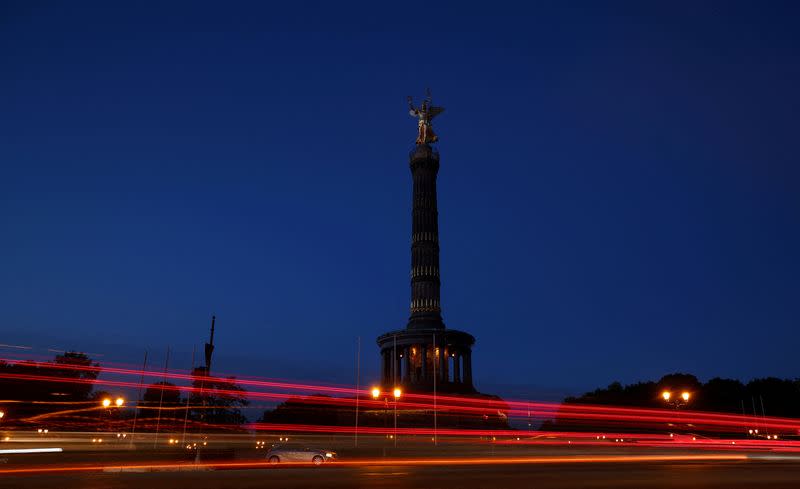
left=0, top=448, right=63, bottom=455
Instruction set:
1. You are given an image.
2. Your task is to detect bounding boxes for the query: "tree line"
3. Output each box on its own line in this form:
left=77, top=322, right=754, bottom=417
left=0, top=352, right=248, bottom=431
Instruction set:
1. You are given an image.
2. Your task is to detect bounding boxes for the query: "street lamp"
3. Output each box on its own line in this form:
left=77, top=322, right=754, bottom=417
left=101, top=397, right=125, bottom=434
left=660, top=391, right=691, bottom=409
left=371, top=387, right=389, bottom=444
left=393, top=387, right=402, bottom=447
left=661, top=390, right=692, bottom=435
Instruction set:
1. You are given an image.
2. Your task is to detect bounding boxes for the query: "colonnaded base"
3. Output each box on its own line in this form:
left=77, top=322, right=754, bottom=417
left=376, top=328, right=478, bottom=395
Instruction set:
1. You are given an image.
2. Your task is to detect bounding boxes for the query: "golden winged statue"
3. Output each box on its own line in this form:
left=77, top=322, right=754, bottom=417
left=408, top=89, right=445, bottom=145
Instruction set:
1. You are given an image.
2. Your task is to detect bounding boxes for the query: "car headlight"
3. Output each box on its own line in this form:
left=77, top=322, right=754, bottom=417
left=325, top=452, right=333, bottom=458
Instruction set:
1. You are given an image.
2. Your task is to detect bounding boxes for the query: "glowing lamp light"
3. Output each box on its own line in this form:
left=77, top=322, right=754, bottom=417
left=0, top=411, right=4, bottom=419
left=115, top=397, right=124, bottom=407
left=371, top=387, right=381, bottom=399
left=102, top=398, right=111, bottom=408
left=661, top=391, right=671, bottom=401
left=681, top=392, right=690, bottom=402
left=393, top=387, right=402, bottom=399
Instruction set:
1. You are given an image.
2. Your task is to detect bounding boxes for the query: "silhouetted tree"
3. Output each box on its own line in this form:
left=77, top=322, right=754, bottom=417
left=260, top=395, right=342, bottom=426
left=140, top=381, right=185, bottom=426
left=548, top=372, right=800, bottom=433
left=188, top=368, right=248, bottom=430
left=51, top=352, right=100, bottom=402
left=695, top=378, right=746, bottom=412
left=745, top=377, right=800, bottom=418
left=0, top=352, right=100, bottom=426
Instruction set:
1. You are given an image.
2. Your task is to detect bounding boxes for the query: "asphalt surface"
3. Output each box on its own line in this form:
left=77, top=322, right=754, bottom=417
left=4, top=459, right=800, bottom=488
left=4, top=433, right=800, bottom=488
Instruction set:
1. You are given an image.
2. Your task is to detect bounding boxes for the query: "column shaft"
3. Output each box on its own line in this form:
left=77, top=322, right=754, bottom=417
left=402, top=347, right=410, bottom=383
left=438, top=346, right=445, bottom=382
left=381, top=351, right=387, bottom=386
left=420, top=345, right=428, bottom=381
left=463, top=350, right=473, bottom=387
left=394, top=351, right=401, bottom=386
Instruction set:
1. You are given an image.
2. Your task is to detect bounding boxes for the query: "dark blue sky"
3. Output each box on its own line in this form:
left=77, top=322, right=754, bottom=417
left=1, top=1, right=798, bottom=397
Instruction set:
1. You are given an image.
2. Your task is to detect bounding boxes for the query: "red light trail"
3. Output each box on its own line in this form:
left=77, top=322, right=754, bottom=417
left=1, top=355, right=798, bottom=440
left=0, top=454, right=751, bottom=476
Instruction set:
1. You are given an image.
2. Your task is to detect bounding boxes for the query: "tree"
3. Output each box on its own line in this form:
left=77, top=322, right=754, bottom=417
left=695, top=378, right=746, bottom=413
left=745, top=378, right=800, bottom=418
left=140, top=381, right=185, bottom=427
left=51, top=351, right=101, bottom=403
left=188, top=368, right=248, bottom=430
left=0, top=352, right=101, bottom=426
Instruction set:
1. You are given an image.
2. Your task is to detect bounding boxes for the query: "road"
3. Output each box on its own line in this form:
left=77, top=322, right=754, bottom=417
left=3, top=458, right=800, bottom=488
left=4, top=433, right=800, bottom=488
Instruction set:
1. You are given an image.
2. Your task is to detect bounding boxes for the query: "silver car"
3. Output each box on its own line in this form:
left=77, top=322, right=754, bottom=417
left=266, top=445, right=337, bottom=465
